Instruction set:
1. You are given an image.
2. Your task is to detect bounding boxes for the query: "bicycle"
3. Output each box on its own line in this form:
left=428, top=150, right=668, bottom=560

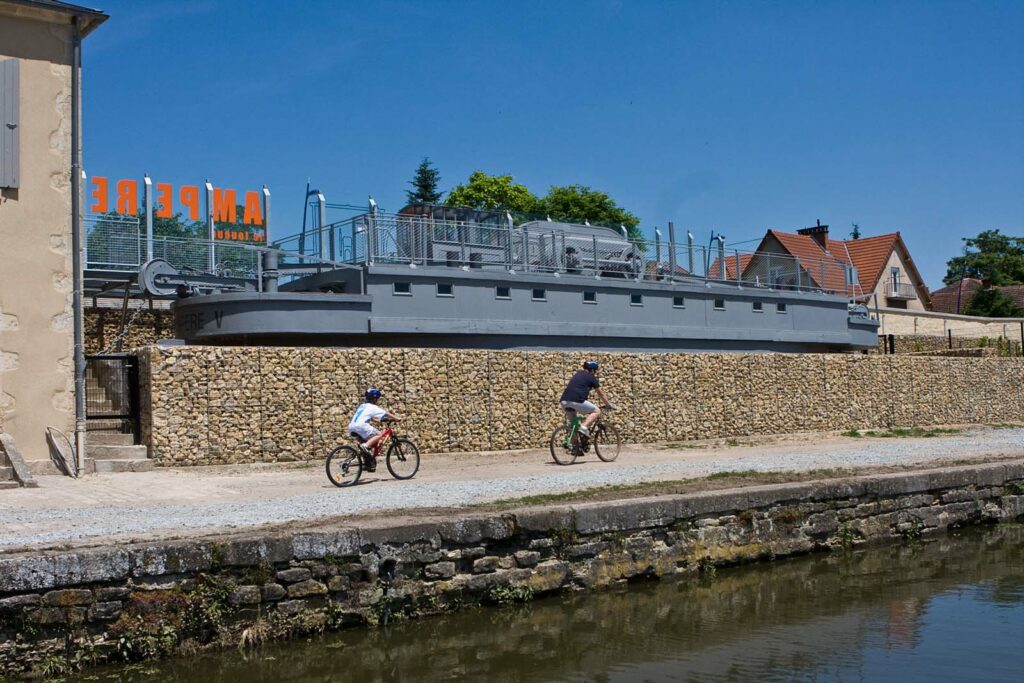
left=325, top=419, right=421, bottom=487
left=549, top=405, right=622, bottom=466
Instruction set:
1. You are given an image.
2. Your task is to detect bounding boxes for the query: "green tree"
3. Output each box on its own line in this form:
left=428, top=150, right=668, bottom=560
left=405, top=157, right=443, bottom=205
left=444, top=171, right=539, bottom=213
left=964, top=287, right=1024, bottom=317
left=537, top=184, right=641, bottom=241
left=152, top=212, right=205, bottom=240
left=944, top=230, right=1024, bottom=286
left=850, top=223, right=861, bottom=240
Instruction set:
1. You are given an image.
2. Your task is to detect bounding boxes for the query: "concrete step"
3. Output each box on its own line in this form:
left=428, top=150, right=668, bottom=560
left=86, top=444, right=148, bottom=460
left=87, top=432, right=136, bottom=446
left=0, top=481, right=19, bottom=490
left=91, top=458, right=154, bottom=474
left=0, top=466, right=13, bottom=481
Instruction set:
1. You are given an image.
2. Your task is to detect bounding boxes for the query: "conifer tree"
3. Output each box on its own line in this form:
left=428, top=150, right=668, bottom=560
left=406, top=157, right=443, bottom=205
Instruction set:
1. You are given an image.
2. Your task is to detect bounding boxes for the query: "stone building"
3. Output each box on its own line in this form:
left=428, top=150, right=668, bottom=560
left=0, top=0, right=107, bottom=464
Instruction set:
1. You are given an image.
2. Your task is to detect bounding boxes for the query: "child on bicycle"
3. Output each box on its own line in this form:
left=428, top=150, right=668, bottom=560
left=559, top=360, right=614, bottom=436
left=348, top=388, right=400, bottom=470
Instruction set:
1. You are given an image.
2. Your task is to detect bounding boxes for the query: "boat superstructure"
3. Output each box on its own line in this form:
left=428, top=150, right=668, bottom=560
left=134, top=203, right=879, bottom=352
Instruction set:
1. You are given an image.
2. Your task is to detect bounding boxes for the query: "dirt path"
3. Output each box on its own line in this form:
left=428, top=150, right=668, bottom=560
left=1, top=427, right=1021, bottom=552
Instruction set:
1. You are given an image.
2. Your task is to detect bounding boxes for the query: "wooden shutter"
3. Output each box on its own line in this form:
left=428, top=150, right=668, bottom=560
left=0, top=59, right=19, bottom=189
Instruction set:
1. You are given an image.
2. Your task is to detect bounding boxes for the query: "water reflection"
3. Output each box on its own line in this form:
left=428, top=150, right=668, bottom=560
left=79, top=526, right=1024, bottom=683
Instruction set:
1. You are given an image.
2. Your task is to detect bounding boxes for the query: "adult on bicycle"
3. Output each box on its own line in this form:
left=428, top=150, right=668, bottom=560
left=559, top=360, right=613, bottom=437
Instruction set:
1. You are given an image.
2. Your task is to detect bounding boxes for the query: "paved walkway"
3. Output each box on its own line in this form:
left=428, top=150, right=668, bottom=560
left=2, top=427, right=1022, bottom=552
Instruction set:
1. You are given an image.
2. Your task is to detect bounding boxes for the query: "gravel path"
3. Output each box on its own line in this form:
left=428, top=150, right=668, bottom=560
left=2, top=427, right=1022, bottom=552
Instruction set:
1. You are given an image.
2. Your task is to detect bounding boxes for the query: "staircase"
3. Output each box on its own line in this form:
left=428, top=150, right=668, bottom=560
left=83, top=355, right=152, bottom=474
left=85, top=431, right=153, bottom=473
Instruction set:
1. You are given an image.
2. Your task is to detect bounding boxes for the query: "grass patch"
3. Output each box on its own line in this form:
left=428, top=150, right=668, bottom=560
left=705, top=469, right=761, bottom=480
left=461, top=455, right=1023, bottom=513
left=664, top=442, right=703, bottom=450
left=841, top=428, right=863, bottom=438
left=859, top=427, right=961, bottom=439
left=987, top=422, right=1024, bottom=430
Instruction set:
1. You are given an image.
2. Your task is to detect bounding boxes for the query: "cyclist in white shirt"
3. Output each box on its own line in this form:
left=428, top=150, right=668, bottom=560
left=348, top=388, right=400, bottom=469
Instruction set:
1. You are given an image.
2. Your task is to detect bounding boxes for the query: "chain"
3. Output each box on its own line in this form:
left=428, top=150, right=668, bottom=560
left=99, top=305, right=147, bottom=355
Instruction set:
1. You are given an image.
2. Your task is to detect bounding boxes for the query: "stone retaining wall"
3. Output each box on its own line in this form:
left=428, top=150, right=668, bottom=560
left=137, top=345, right=1024, bottom=467
left=878, top=334, right=1023, bottom=356
left=878, top=307, right=1024, bottom=340
left=85, top=307, right=173, bottom=355
left=1, top=462, right=1022, bottom=678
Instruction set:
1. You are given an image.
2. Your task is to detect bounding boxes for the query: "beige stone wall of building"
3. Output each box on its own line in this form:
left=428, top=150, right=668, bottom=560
left=137, top=345, right=1024, bottom=467
left=874, top=249, right=928, bottom=310
left=0, top=12, right=75, bottom=458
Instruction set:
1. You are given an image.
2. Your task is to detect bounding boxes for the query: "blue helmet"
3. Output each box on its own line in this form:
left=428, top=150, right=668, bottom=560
left=365, top=388, right=382, bottom=400
left=583, top=360, right=599, bottom=371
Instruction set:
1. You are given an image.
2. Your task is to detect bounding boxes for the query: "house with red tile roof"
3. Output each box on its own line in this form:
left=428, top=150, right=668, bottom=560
left=739, top=223, right=931, bottom=308
left=707, top=253, right=753, bottom=280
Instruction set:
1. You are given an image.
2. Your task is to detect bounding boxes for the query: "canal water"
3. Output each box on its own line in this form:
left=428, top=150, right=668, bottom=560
left=78, top=525, right=1023, bottom=682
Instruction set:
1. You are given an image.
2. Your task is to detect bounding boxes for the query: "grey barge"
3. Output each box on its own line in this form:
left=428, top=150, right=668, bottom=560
left=151, top=205, right=879, bottom=352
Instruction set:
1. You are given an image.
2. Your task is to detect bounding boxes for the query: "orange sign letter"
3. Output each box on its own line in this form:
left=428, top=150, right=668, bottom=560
left=213, top=188, right=237, bottom=223
left=90, top=176, right=109, bottom=213
left=115, top=179, right=138, bottom=215
left=242, top=190, right=263, bottom=226
left=180, top=186, right=199, bottom=221
left=156, top=183, right=173, bottom=218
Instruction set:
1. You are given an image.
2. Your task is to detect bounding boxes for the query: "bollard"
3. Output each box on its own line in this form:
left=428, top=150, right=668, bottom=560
left=262, top=250, right=279, bottom=293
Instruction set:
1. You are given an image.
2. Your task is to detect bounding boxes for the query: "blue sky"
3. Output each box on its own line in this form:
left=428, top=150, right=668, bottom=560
left=83, top=0, right=1024, bottom=288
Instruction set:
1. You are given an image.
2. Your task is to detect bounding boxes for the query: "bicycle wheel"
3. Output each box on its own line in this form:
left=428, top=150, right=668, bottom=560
left=549, top=425, right=578, bottom=466
left=326, top=445, right=362, bottom=487
left=386, top=438, right=421, bottom=480
left=594, top=422, right=622, bottom=462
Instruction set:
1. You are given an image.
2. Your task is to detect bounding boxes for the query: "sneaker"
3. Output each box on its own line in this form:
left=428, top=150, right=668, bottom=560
left=578, top=426, right=590, bottom=436
left=359, top=443, right=371, bottom=455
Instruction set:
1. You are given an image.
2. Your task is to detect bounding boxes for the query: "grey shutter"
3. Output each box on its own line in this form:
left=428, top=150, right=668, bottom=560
left=0, top=59, right=19, bottom=189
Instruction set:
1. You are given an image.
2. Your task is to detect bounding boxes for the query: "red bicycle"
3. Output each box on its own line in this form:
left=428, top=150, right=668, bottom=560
left=325, top=419, right=421, bottom=487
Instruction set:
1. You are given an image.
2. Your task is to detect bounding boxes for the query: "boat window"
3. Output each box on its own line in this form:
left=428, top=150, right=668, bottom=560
left=777, top=302, right=787, bottom=313
left=630, top=294, right=643, bottom=306
left=436, top=283, right=454, bottom=297
left=714, top=299, right=725, bottom=310
left=753, top=301, right=763, bottom=312
left=583, top=291, right=597, bottom=304
left=532, top=288, right=546, bottom=301
left=673, top=296, right=685, bottom=308
left=393, top=282, right=411, bottom=296
left=496, top=286, right=511, bottom=300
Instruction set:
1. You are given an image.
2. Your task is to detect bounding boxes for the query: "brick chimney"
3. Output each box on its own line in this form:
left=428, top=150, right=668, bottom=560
left=797, top=219, right=830, bottom=251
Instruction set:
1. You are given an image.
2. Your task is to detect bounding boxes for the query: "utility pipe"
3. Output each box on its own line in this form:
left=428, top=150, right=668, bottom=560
left=667, top=221, right=677, bottom=279
left=71, top=16, right=86, bottom=475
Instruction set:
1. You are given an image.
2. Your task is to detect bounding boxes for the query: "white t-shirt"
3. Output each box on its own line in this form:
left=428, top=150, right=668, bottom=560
left=348, top=402, right=387, bottom=430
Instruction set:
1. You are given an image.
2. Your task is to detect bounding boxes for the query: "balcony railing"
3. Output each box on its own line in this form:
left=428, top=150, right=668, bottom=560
left=271, top=211, right=866, bottom=299
left=885, top=281, right=917, bottom=300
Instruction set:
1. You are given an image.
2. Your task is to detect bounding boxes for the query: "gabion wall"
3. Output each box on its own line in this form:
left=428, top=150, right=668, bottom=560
left=137, top=346, right=1024, bottom=466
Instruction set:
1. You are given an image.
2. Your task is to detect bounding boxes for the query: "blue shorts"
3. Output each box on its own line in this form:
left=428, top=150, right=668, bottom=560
left=560, top=400, right=597, bottom=415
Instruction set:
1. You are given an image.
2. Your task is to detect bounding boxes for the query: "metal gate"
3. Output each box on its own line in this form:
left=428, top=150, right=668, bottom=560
left=84, top=354, right=140, bottom=439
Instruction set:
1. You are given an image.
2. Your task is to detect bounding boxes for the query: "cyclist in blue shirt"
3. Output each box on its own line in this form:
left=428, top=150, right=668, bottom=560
left=559, top=361, right=613, bottom=436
